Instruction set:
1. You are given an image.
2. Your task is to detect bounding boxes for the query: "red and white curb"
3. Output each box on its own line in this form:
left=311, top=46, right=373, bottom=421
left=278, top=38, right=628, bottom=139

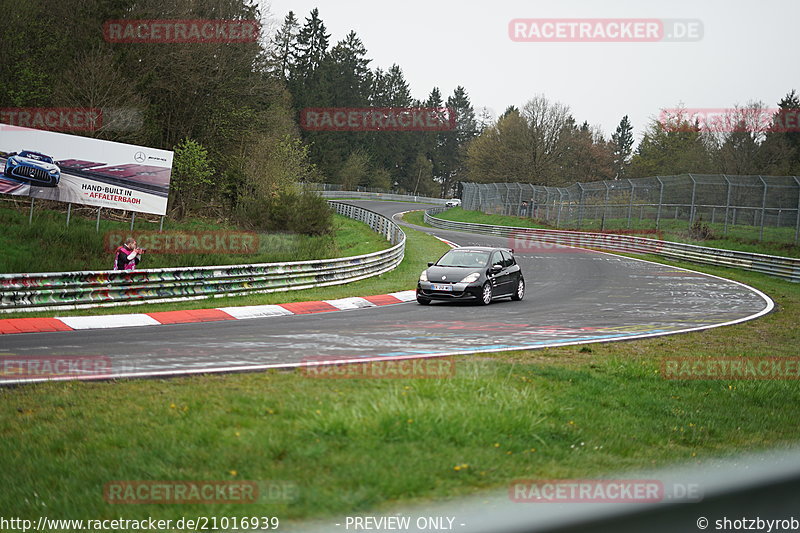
left=434, top=236, right=460, bottom=248
left=0, top=291, right=417, bottom=335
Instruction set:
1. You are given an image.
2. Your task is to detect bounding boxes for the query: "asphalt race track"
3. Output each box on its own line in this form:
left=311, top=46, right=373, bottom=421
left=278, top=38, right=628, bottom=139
left=0, top=200, right=773, bottom=385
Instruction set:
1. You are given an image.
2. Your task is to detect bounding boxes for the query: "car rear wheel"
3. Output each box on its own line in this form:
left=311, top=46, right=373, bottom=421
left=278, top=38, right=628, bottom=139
left=417, top=296, right=431, bottom=305
left=480, top=282, right=493, bottom=305
left=511, top=277, right=525, bottom=301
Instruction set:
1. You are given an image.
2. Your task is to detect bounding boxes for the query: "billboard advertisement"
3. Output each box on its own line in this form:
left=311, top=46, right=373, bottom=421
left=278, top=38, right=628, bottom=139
left=0, top=124, right=172, bottom=215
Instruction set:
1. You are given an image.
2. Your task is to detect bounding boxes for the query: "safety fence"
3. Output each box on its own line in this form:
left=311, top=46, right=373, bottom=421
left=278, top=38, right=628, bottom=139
left=0, top=202, right=406, bottom=313
left=424, top=208, right=800, bottom=282
left=462, top=175, right=800, bottom=243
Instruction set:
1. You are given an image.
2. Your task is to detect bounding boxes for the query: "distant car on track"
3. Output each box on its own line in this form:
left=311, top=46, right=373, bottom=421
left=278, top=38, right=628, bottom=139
left=3, top=150, right=61, bottom=187
left=445, top=198, right=461, bottom=207
left=416, top=246, right=524, bottom=305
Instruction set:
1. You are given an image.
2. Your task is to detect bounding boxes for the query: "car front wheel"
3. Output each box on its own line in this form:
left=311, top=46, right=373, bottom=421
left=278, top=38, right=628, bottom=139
left=511, top=277, right=525, bottom=301
left=417, top=296, right=430, bottom=305
left=479, top=282, right=493, bottom=305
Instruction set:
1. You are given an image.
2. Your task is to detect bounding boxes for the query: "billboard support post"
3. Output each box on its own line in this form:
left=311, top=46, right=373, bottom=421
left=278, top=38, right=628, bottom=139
left=28, top=198, right=35, bottom=225
left=130, top=212, right=135, bottom=231
left=159, top=216, right=164, bottom=232
left=66, top=203, right=71, bottom=227
left=96, top=207, right=101, bottom=233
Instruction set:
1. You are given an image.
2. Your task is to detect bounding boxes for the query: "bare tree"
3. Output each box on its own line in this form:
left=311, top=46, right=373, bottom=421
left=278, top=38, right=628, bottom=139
left=521, top=95, right=573, bottom=184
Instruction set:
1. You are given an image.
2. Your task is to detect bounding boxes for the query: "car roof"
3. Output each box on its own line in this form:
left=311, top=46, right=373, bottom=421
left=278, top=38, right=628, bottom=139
left=446, top=246, right=513, bottom=254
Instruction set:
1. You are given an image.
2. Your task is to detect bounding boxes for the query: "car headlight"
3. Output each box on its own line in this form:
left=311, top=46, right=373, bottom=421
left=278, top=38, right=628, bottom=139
left=459, top=272, right=480, bottom=283
left=49, top=168, right=58, bottom=174
left=419, top=270, right=428, bottom=282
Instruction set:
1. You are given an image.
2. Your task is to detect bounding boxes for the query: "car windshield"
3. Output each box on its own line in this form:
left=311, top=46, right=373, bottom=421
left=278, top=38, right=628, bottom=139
left=20, top=152, right=53, bottom=164
left=436, top=250, right=489, bottom=268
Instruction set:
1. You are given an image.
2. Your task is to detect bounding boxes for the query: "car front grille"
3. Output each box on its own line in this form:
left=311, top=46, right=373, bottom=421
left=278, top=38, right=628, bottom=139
left=12, top=166, right=51, bottom=184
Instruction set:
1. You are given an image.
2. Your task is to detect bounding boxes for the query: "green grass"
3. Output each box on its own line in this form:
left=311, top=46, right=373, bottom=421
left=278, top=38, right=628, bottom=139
left=401, top=210, right=429, bottom=227
left=1, top=213, right=448, bottom=318
left=425, top=207, right=800, bottom=258
left=0, top=205, right=389, bottom=273
left=1, top=251, right=798, bottom=524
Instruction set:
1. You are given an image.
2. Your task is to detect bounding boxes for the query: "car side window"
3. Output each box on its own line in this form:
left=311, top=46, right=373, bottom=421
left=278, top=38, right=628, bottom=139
left=491, top=251, right=504, bottom=268
left=501, top=251, right=515, bottom=267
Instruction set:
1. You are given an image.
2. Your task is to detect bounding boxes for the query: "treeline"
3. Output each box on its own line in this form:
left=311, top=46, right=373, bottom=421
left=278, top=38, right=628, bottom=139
left=268, top=9, right=479, bottom=198
left=272, top=9, right=799, bottom=192
left=1, top=0, right=331, bottom=233
left=467, top=93, right=800, bottom=186
left=3, top=0, right=797, bottom=215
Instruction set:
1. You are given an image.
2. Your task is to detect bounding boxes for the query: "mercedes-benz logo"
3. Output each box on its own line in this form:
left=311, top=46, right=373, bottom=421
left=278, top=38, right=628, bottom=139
left=442, top=275, right=447, bottom=280
left=134, top=151, right=146, bottom=163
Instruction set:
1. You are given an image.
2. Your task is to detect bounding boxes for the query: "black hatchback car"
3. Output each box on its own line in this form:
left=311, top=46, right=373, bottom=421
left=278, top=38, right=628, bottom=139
left=416, top=246, right=524, bottom=305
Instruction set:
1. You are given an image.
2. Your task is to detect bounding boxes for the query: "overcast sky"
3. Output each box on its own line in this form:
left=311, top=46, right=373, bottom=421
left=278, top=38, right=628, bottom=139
left=262, top=0, right=798, bottom=145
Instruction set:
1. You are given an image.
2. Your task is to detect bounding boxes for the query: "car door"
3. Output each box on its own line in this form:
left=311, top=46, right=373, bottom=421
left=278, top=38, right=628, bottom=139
left=501, top=250, right=520, bottom=291
left=489, top=251, right=512, bottom=295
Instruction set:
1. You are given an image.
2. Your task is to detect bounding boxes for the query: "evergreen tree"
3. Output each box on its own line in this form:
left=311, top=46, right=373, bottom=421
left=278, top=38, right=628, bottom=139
left=291, top=8, right=330, bottom=109
left=321, top=31, right=372, bottom=106
left=294, top=8, right=330, bottom=77
left=760, top=90, right=800, bottom=174
left=268, top=11, right=300, bottom=82
left=611, top=115, right=634, bottom=179
left=367, top=65, right=416, bottom=190
left=307, top=31, right=373, bottom=180
left=422, top=87, right=447, bottom=189
left=370, top=65, right=412, bottom=106
left=499, top=105, right=519, bottom=120
left=439, top=86, right=477, bottom=196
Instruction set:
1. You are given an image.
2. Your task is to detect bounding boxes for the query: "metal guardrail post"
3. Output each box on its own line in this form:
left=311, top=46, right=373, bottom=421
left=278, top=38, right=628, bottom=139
left=794, top=176, right=800, bottom=244
left=723, top=174, right=732, bottom=236
left=626, top=179, right=634, bottom=228
left=759, top=175, right=768, bottom=241
left=556, top=190, right=564, bottom=228
left=655, top=177, right=663, bottom=230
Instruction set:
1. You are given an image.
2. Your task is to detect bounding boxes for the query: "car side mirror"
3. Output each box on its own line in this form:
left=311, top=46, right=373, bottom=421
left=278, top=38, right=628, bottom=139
left=490, top=264, right=502, bottom=273
left=428, top=262, right=434, bottom=267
